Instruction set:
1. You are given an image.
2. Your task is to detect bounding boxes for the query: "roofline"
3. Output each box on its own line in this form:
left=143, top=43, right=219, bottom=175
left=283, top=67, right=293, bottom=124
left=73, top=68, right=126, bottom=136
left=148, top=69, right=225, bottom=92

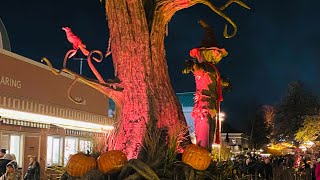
left=0, top=48, right=74, bottom=80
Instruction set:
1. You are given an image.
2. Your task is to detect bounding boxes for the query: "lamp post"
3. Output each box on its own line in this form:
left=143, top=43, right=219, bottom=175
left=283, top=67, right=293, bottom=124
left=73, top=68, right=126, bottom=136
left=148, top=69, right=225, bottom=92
left=72, top=58, right=87, bottom=75
left=218, top=112, right=225, bottom=161
left=219, top=112, right=225, bottom=141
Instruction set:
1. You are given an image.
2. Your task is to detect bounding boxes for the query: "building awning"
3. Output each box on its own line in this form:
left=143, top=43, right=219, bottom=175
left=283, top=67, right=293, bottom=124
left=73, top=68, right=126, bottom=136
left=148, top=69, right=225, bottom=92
left=0, top=108, right=113, bottom=133
left=1, top=117, right=50, bottom=129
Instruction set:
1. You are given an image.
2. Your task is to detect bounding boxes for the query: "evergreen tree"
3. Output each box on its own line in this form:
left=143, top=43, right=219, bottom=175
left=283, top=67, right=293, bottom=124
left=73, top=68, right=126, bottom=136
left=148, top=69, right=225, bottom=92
left=274, top=81, right=319, bottom=142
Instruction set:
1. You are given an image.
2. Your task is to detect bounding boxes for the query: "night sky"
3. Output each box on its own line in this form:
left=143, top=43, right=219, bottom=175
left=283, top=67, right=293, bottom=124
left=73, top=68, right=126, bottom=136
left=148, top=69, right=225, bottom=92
left=1, top=0, right=320, bottom=132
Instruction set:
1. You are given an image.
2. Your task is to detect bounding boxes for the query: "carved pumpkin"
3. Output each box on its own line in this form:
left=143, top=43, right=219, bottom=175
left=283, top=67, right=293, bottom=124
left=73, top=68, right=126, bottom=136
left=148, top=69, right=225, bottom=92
left=97, top=150, right=127, bottom=174
left=182, top=144, right=211, bottom=170
left=65, top=153, right=96, bottom=177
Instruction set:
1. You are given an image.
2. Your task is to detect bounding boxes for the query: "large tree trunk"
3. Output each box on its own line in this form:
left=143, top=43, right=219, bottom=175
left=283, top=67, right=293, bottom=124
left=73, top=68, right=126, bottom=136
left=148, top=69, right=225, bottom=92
left=101, top=0, right=248, bottom=159
left=105, top=0, right=188, bottom=159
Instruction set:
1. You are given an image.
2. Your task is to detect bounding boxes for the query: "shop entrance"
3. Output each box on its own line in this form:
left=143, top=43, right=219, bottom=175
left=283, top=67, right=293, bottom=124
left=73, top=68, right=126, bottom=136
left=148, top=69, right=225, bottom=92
left=23, top=135, right=40, bottom=176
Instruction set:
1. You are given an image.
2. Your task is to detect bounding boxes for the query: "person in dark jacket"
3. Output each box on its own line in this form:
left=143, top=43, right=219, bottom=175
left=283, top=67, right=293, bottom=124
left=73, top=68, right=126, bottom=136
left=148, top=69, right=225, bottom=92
left=263, top=158, right=273, bottom=180
left=0, top=153, right=13, bottom=177
left=0, top=160, right=21, bottom=180
left=24, top=155, right=40, bottom=180
left=0, top=159, right=10, bottom=177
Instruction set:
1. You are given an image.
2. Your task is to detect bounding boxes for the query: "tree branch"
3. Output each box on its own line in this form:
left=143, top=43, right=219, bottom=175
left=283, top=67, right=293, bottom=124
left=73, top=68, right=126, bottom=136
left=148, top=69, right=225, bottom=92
left=154, top=0, right=250, bottom=38
left=41, top=57, right=124, bottom=106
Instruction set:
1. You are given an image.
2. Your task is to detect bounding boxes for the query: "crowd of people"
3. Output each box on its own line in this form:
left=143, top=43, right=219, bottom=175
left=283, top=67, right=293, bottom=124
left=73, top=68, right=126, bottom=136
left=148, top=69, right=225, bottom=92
left=230, top=154, right=320, bottom=180
left=0, top=149, right=40, bottom=180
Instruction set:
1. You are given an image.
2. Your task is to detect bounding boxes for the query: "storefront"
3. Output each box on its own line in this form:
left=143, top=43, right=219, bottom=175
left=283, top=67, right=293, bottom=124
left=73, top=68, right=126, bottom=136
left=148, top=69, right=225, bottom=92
left=0, top=49, right=115, bottom=178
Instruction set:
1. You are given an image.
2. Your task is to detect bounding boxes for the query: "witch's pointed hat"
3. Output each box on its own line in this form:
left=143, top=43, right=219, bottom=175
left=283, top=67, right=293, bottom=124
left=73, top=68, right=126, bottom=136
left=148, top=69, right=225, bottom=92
left=198, top=20, right=219, bottom=48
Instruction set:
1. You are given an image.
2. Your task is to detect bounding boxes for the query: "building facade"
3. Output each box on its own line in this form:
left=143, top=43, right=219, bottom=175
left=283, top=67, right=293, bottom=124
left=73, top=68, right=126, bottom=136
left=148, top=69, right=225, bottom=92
left=0, top=49, right=114, bottom=178
left=221, top=132, right=250, bottom=154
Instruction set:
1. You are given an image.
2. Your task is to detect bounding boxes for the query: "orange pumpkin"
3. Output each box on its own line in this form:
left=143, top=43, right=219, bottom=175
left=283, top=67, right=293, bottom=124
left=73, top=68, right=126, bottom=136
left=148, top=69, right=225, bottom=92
left=97, top=150, right=127, bottom=174
left=182, top=144, right=211, bottom=170
left=65, top=153, right=97, bottom=177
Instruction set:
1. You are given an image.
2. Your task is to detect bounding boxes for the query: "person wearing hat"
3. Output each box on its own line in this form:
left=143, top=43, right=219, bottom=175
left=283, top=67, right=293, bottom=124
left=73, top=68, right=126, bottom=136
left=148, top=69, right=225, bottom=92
left=0, top=160, right=20, bottom=180
left=23, top=155, right=40, bottom=180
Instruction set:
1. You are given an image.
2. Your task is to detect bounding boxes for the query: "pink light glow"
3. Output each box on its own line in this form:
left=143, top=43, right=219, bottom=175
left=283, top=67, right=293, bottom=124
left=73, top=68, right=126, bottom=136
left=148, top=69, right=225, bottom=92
left=191, top=63, right=223, bottom=147
left=191, top=69, right=212, bottom=147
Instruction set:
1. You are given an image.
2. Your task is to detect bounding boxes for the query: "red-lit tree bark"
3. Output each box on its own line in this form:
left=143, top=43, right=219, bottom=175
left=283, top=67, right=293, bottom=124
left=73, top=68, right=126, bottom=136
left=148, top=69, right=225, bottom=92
left=103, top=0, right=249, bottom=159
left=43, top=0, right=249, bottom=159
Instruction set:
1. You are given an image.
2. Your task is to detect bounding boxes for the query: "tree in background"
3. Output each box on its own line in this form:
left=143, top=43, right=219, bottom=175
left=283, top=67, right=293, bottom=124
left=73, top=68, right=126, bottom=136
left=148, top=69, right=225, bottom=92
left=250, top=105, right=273, bottom=149
left=295, top=115, right=320, bottom=143
left=264, top=105, right=275, bottom=141
left=273, top=81, right=319, bottom=142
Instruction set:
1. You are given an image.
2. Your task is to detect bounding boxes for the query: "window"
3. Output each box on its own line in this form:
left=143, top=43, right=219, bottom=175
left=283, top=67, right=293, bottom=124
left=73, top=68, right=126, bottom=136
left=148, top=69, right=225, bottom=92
left=64, top=137, right=78, bottom=165
left=46, top=136, right=93, bottom=166
left=0, top=133, right=22, bottom=167
left=47, top=136, right=62, bottom=166
left=79, top=139, right=92, bottom=153
left=9, top=135, right=21, bottom=167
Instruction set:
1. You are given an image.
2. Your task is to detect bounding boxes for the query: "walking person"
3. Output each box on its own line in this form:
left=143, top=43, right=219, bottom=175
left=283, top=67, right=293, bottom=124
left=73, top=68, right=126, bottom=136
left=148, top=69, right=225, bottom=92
left=310, top=158, right=316, bottom=180
left=23, top=155, right=40, bottom=180
left=315, top=158, right=320, bottom=180
left=263, top=158, right=273, bottom=180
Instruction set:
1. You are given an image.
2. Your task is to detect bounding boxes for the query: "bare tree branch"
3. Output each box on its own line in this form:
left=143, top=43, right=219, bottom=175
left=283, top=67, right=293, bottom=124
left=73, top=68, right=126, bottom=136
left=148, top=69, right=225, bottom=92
left=154, top=0, right=250, bottom=38
left=41, top=57, right=124, bottom=106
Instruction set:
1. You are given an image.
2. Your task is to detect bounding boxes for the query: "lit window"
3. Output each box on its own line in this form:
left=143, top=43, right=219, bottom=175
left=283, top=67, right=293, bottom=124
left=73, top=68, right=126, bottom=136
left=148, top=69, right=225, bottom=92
left=80, top=139, right=92, bottom=153
left=0, top=134, right=22, bottom=167
left=9, top=135, right=21, bottom=167
left=47, top=136, right=62, bottom=166
left=64, top=137, right=78, bottom=165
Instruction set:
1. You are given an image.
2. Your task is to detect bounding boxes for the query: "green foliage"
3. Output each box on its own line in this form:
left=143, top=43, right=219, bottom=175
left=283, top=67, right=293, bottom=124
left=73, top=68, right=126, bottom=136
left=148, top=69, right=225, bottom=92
left=273, top=81, right=320, bottom=141
left=295, top=115, right=320, bottom=143
left=219, top=143, right=233, bottom=161
left=138, top=125, right=166, bottom=166
left=166, top=123, right=189, bottom=166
